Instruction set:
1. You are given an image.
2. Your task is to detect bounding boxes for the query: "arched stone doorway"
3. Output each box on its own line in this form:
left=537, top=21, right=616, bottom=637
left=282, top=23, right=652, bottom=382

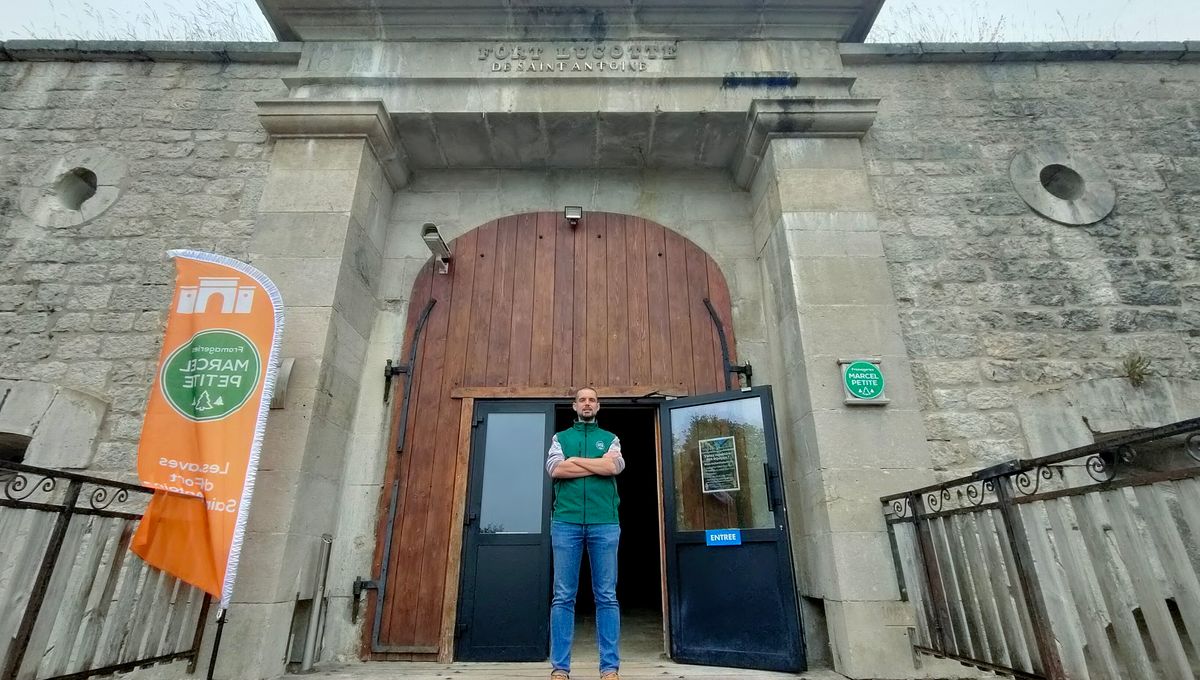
left=365, top=211, right=740, bottom=659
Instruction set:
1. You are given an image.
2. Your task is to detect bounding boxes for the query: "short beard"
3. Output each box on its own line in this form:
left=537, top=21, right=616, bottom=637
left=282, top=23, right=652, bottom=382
left=577, top=414, right=597, bottom=423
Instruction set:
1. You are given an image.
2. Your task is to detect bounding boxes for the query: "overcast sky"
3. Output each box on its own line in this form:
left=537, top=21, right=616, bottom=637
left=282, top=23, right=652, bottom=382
left=1, top=0, right=1197, bottom=42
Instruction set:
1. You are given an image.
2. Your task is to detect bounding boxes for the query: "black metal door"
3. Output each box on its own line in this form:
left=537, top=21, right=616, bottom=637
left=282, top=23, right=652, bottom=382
left=660, top=386, right=804, bottom=672
left=455, top=401, right=555, bottom=661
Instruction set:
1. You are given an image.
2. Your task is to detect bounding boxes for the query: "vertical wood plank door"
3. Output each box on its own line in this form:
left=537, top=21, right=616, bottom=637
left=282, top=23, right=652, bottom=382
left=367, top=212, right=737, bottom=659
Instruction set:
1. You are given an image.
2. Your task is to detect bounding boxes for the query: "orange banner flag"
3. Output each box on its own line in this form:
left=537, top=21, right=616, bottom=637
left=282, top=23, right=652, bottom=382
left=132, top=250, right=283, bottom=607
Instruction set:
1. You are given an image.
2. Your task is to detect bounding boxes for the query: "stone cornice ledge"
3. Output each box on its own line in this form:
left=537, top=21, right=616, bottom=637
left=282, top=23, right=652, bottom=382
left=733, top=98, right=879, bottom=188
left=256, top=99, right=410, bottom=189
left=0, top=40, right=302, bottom=63
left=840, top=41, right=1200, bottom=64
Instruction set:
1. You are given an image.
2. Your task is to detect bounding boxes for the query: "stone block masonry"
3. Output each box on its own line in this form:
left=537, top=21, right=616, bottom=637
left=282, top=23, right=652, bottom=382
left=0, top=54, right=292, bottom=477
left=1, top=35, right=1198, bottom=680
left=854, top=57, right=1200, bottom=474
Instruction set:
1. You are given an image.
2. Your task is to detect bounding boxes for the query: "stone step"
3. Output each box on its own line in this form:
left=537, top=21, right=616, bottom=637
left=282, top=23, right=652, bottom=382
left=287, top=661, right=848, bottom=679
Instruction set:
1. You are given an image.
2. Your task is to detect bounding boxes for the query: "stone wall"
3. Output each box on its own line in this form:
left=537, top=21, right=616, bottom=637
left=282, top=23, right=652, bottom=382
left=2, top=39, right=1199, bottom=679
left=0, top=57, right=289, bottom=476
left=854, top=58, right=1200, bottom=473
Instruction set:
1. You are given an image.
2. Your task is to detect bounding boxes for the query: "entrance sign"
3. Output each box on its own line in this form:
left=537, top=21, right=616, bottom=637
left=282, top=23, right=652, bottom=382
left=705, top=529, right=742, bottom=546
left=698, top=436, right=740, bottom=493
left=840, top=359, right=888, bottom=405
left=131, top=250, right=284, bottom=608
left=478, top=42, right=678, bottom=74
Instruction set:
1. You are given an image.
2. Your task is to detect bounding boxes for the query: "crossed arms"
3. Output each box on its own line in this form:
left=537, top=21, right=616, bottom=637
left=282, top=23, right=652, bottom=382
left=552, top=452, right=622, bottom=478
left=545, top=435, right=625, bottom=479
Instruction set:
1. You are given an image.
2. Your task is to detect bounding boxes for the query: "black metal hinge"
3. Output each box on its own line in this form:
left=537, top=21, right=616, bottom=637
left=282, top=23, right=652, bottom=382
left=388, top=299, right=437, bottom=454
left=702, top=298, right=754, bottom=390
left=731, top=361, right=753, bottom=384
left=383, top=359, right=409, bottom=403
left=352, top=577, right=380, bottom=624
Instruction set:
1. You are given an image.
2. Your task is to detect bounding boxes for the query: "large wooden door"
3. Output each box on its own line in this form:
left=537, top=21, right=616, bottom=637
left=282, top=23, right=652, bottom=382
left=365, top=212, right=739, bottom=659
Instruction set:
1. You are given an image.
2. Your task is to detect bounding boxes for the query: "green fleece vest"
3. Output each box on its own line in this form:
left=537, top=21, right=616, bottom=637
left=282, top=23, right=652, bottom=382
left=552, top=421, right=620, bottom=524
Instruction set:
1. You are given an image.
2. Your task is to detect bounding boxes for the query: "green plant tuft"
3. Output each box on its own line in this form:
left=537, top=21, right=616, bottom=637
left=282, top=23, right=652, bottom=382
left=1122, top=353, right=1152, bottom=387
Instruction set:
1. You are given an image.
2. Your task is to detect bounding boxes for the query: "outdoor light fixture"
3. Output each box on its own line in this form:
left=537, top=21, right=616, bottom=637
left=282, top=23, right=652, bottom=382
left=421, top=222, right=452, bottom=274
left=564, top=206, right=583, bottom=227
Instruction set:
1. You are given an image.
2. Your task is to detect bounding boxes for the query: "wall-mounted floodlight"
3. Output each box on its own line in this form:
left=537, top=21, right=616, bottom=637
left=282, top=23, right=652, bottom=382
left=564, top=206, right=583, bottom=228
left=421, top=222, right=452, bottom=274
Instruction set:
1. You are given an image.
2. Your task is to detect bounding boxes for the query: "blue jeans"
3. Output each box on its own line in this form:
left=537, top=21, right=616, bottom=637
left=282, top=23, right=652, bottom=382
left=550, top=520, right=620, bottom=675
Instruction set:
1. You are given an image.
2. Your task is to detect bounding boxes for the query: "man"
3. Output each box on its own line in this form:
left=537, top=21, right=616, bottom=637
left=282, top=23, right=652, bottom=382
left=544, top=387, right=625, bottom=680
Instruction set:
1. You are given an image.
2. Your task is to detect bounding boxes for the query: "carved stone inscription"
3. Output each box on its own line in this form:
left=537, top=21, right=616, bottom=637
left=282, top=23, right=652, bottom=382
left=478, top=43, right=678, bottom=73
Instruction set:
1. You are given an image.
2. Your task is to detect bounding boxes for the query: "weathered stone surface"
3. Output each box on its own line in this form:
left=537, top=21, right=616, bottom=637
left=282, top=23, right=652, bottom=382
left=825, top=599, right=976, bottom=679
left=1020, top=377, right=1200, bottom=456
left=23, top=387, right=108, bottom=468
left=0, top=380, right=107, bottom=467
left=0, top=35, right=1197, bottom=680
left=0, top=379, right=57, bottom=436
left=858, top=57, right=1200, bottom=477
left=0, top=58, right=287, bottom=475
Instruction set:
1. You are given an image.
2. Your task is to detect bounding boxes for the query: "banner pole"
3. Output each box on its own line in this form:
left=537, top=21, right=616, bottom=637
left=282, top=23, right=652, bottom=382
left=207, top=608, right=228, bottom=680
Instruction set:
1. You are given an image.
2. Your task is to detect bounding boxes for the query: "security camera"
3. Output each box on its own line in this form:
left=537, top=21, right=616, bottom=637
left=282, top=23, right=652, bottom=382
left=422, top=223, right=452, bottom=274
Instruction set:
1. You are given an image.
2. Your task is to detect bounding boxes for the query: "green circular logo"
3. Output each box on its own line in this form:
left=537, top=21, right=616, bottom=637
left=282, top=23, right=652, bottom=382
left=844, top=361, right=885, bottom=400
left=161, top=329, right=261, bottom=422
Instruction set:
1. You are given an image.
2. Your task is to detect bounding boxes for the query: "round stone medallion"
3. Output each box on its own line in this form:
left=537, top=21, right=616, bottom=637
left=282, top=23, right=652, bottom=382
left=18, top=148, right=129, bottom=228
left=1009, top=144, right=1115, bottom=226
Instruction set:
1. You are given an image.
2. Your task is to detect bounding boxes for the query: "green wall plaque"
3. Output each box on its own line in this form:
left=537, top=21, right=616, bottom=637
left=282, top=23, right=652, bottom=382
left=840, top=359, right=888, bottom=405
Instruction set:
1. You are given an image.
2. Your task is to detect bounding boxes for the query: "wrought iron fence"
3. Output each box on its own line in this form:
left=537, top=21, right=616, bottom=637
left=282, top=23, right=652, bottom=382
left=0, top=460, right=210, bottom=680
left=882, top=417, right=1200, bottom=680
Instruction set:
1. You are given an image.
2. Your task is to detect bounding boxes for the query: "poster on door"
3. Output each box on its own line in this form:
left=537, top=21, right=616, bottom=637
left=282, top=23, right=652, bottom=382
left=699, top=436, right=740, bottom=493
left=131, top=250, right=284, bottom=608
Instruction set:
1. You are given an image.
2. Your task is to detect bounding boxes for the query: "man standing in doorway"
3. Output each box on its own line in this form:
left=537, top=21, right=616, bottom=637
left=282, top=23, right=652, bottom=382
left=545, top=387, right=625, bottom=680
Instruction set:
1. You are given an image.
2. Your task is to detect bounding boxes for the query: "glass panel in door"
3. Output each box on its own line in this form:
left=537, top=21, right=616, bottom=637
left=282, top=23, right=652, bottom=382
left=479, top=411, right=548, bottom=534
left=670, top=395, right=774, bottom=531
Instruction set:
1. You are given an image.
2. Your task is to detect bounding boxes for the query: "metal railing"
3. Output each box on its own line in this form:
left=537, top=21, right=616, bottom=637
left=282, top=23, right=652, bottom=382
left=882, top=418, right=1200, bottom=680
left=0, top=461, right=210, bottom=680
